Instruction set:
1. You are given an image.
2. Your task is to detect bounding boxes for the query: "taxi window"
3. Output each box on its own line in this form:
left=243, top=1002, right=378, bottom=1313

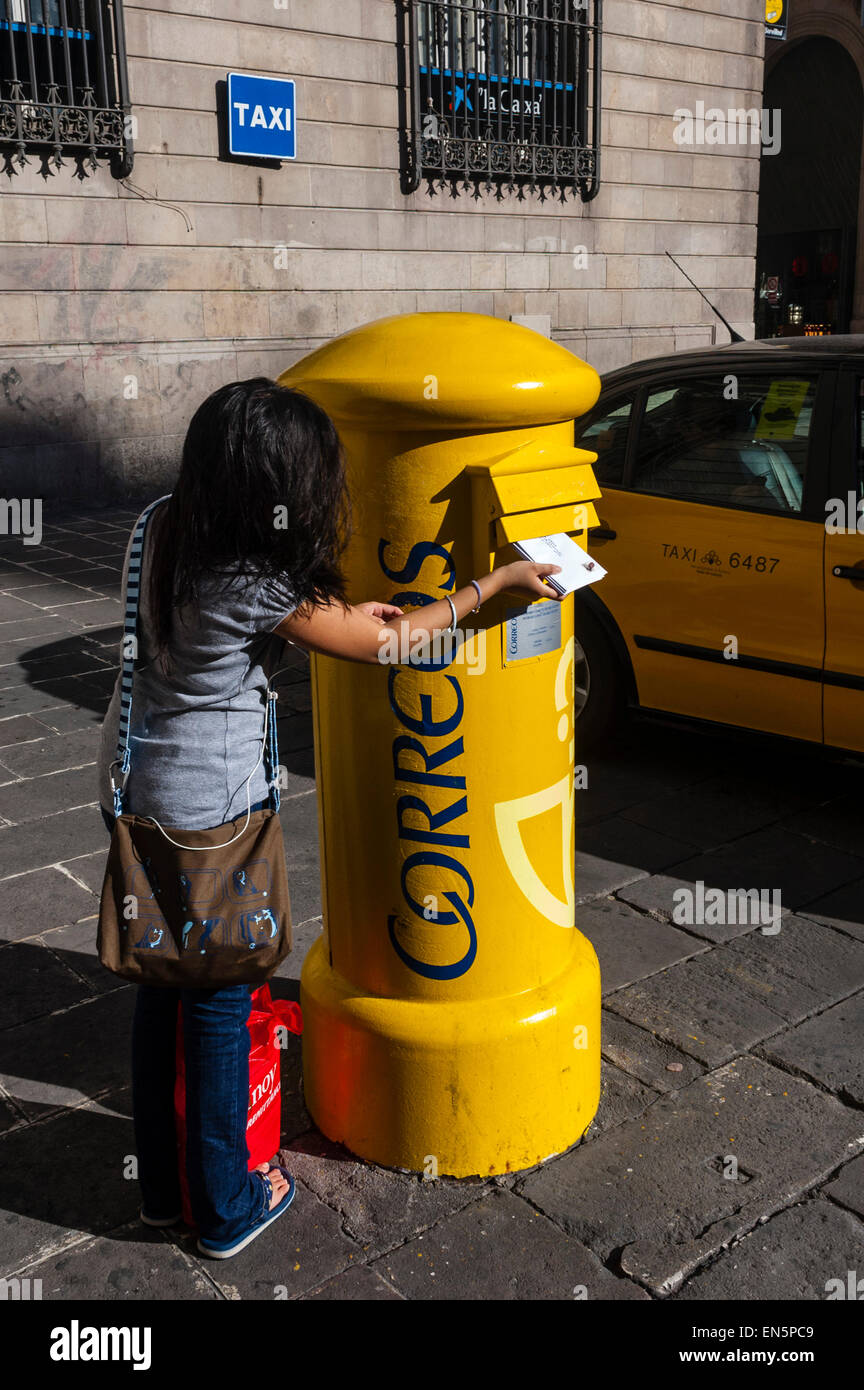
left=574, top=395, right=634, bottom=487
left=857, top=379, right=864, bottom=499
left=631, top=374, right=816, bottom=513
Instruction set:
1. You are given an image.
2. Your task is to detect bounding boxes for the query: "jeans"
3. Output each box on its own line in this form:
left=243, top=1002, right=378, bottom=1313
left=102, top=797, right=273, bottom=1241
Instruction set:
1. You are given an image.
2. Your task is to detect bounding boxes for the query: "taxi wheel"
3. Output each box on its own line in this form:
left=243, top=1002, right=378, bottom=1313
left=573, top=606, right=623, bottom=752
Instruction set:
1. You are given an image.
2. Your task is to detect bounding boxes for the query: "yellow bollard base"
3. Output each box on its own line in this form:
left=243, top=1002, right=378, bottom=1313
left=299, top=934, right=602, bottom=1178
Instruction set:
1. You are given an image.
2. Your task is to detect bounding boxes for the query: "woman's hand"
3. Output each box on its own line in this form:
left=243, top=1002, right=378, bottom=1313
left=495, top=560, right=564, bottom=600
left=354, top=601, right=405, bottom=624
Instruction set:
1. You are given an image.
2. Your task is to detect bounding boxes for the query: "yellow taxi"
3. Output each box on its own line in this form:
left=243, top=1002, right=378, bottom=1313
left=571, top=336, right=864, bottom=752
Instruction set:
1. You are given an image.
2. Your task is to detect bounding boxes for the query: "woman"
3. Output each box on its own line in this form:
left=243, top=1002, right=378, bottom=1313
left=98, top=378, right=561, bottom=1259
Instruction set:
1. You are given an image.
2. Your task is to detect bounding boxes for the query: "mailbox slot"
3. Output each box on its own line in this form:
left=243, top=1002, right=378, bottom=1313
left=496, top=501, right=599, bottom=547
left=468, top=439, right=601, bottom=575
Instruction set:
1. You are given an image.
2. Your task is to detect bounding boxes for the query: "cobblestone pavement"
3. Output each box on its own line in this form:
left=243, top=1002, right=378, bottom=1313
left=1, top=507, right=862, bottom=1301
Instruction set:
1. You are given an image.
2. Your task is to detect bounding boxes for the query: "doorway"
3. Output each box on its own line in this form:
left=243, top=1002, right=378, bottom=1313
left=755, top=37, right=862, bottom=338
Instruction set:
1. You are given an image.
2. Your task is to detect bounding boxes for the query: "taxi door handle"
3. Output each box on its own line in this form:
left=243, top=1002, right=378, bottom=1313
left=588, top=525, right=617, bottom=541
left=832, top=565, right=864, bottom=580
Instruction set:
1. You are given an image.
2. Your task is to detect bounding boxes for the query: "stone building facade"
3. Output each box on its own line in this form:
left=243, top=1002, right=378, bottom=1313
left=0, top=0, right=766, bottom=499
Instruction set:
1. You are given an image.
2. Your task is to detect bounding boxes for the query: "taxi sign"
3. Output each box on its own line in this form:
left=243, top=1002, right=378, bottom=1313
left=227, top=72, right=296, bottom=160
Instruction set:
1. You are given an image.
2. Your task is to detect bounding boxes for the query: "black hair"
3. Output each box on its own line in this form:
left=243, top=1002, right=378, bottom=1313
left=147, top=378, right=350, bottom=653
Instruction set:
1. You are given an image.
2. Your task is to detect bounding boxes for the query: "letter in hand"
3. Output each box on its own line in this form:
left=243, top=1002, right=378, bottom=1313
left=500, top=561, right=565, bottom=601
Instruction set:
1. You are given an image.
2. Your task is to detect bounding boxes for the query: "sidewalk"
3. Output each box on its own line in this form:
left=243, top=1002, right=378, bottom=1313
left=0, top=507, right=862, bottom=1301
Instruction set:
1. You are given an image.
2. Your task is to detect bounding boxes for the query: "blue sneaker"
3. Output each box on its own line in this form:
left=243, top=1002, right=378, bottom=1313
left=196, top=1166, right=296, bottom=1259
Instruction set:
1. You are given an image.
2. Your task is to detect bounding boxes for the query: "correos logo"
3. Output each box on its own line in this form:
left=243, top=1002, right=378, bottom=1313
left=379, top=538, right=476, bottom=981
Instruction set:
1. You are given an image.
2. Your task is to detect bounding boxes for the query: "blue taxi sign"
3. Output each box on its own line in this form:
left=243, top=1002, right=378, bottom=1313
left=227, top=72, right=296, bottom=160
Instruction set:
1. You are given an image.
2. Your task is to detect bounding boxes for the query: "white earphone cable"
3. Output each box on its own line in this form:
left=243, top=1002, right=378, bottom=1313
left=138, top=669, right=290, bottom=850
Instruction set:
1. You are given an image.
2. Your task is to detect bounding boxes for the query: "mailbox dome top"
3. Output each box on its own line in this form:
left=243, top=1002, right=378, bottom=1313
left=277, top=312, right=600, bottom=430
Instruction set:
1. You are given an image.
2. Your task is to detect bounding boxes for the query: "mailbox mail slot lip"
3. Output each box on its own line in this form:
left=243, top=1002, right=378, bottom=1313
left=486, top=467, right=602, bottom=520
left=465, top=443, right=599, bottom=480
left=466, top=439, right=601, bottom=526
left=469, top=451, right=602, bottom=527
left=496, top=502, right=600, bottom=546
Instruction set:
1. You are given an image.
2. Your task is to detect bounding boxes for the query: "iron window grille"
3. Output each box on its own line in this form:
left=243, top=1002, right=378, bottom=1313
left=0, top=0, right=132, bottom=176
left=399, top=0, right=601, bottom=201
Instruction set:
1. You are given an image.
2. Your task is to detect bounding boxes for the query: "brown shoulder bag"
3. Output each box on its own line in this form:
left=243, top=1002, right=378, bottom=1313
left=97, top=497, right=292, bottom=987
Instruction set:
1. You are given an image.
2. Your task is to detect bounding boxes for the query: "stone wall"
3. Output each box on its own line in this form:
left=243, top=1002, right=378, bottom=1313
left=0, top=0, right=765, bottom=498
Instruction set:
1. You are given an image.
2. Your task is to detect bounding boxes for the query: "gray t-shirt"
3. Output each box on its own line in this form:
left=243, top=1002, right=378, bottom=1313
left=97, top=505, right=298, bottom=829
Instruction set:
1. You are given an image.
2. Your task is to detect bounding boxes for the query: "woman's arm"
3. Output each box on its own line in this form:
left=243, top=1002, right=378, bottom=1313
left=273, top=561, right=563, bottom=664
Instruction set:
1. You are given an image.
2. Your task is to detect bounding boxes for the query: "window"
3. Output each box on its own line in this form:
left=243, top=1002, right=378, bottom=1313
left=631, top=374, right=816, bottom=514
left=574, top=394, right=633, bottom=488
left=400, top=0, right=601, bottom=200
left=0, top=0, right=132, bottom=175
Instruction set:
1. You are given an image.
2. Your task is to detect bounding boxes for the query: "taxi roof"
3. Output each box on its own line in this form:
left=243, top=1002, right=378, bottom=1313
left=600, top=334, right=864, bottom=390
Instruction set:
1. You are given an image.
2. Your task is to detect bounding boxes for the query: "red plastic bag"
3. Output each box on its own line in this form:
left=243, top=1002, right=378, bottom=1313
left=174, top=984, right=303, bottom=1227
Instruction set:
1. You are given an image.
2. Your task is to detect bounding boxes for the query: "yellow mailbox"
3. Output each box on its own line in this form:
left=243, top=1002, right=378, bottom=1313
left=279, top=312, right=603, bottom=1177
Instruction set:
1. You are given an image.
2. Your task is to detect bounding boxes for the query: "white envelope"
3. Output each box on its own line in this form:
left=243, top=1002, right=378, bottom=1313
left=513, top=532, right=608, bottom=596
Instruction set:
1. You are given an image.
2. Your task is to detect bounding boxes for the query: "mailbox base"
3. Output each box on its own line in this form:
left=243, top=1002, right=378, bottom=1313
left=299, top=934, right=602, bottom=1178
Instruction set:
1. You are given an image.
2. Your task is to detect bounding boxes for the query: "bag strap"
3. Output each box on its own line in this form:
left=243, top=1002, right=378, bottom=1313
left=110, top=496, right=283, bottom=833
left=110, top=495, right=171, bottom=816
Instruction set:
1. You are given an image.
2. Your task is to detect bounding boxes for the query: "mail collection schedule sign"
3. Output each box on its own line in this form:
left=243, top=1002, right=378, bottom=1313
left=228, top=73, right=296, bottom=160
